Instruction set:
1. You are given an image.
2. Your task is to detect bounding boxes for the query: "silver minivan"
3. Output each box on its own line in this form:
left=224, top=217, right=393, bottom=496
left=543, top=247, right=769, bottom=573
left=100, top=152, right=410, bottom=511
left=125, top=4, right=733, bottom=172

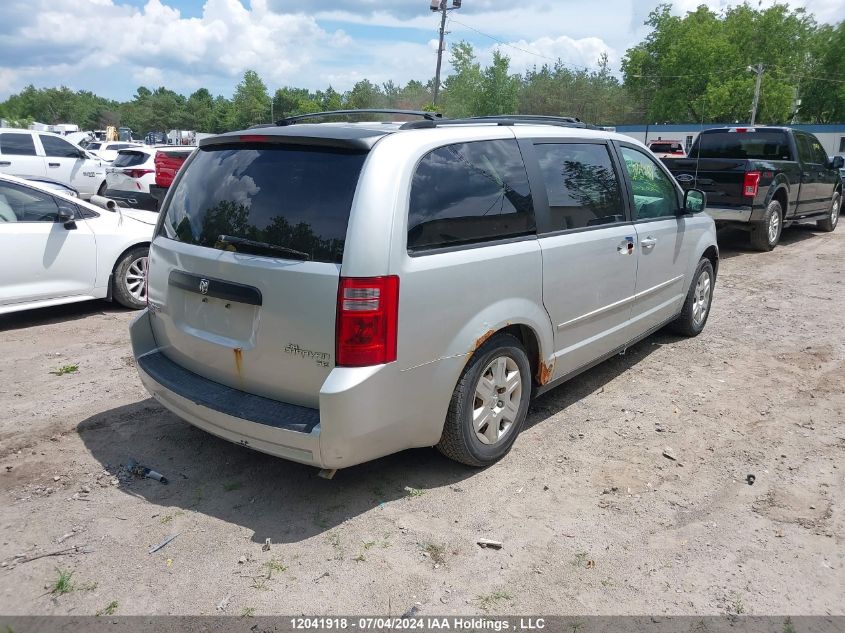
left=130, top=113, right=717, bottom=470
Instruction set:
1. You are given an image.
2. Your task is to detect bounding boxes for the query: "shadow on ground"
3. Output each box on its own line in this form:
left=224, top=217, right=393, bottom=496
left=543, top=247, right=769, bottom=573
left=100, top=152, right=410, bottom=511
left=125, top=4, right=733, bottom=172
left=717, top=224, right=821, bottom=260
left=77, top=330, right=667, bottom=544
left=0, top=299, right=131, bottom=332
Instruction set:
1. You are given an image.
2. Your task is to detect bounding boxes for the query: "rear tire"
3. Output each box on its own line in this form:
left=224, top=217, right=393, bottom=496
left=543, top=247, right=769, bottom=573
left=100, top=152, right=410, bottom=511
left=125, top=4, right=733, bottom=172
left=112, top=246, right=148, bottom=309
left=97, top=181, right=107, bottom=196
left=437, top=333, right=531, bottom=467
left=750, top=199, right=782, bottom=251
left=816, top=191, right=841, bottom=232
left=669, top=258, right=715, bottom=337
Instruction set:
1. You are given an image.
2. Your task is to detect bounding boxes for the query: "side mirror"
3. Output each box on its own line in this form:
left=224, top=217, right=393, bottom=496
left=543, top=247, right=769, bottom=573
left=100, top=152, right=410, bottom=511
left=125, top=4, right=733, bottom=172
left=683, top=188, right=706, bottom=214
left=56, top=205, right=76, bottom=229
left=830, top=156, right=845, bottom=170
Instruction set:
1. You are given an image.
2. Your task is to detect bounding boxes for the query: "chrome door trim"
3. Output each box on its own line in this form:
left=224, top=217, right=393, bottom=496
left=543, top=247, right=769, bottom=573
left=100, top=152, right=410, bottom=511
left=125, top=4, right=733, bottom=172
left=556, top=274, right=684, bottom=331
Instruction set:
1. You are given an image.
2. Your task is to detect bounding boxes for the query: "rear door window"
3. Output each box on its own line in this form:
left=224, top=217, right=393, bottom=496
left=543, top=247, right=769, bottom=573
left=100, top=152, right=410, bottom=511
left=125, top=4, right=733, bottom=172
left=534, top=143, right=625, bottom=231
left=39, top=135, right=81, bottom=158
left=407, top=139, right=534, bottom=251
left=161, top=144, right=367, bottom=264
left=0, top=133, right=37, bottom=156
left=112, top=151, right=149, bottom=167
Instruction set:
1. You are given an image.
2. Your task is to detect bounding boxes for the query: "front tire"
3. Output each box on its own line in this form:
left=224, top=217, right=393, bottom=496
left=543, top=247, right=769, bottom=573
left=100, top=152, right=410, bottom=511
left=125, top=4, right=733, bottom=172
left=750, top=199, right=783, bottom=251
left=112, top=246, right=148, bottom=309
left=669, top=258, right=715, bottom=337
left=816, top=191, right=841, bottom=232
left=437, top=333, right=532, bottom=467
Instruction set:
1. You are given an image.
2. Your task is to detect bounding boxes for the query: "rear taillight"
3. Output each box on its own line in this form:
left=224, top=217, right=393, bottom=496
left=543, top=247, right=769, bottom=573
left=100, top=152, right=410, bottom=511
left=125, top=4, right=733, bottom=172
left=124, top=168, right=154, bottom=179
left=743, top=171, right=761, bottom=198
left=336, top=276, right=399, bottom=367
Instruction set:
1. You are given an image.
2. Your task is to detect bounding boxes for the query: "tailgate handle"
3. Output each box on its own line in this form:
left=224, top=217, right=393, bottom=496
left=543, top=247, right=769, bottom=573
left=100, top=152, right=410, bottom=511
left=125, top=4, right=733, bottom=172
left=169, top=270, right=262, bottom=306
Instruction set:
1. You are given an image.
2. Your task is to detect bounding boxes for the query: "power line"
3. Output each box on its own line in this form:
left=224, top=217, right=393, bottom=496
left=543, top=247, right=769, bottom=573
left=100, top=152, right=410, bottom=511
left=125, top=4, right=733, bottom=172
left=446, top=15, right=609, bottom=75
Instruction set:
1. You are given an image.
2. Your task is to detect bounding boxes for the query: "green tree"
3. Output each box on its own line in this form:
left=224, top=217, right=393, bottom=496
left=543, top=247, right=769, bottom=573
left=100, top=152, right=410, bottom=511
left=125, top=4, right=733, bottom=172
left=800, top=22, right=845, bottom=123
left=443, top=41, right=483, bottom=117
left=477, top=50, right=519, bottom=116
left=622, top=3, right=816, bottom=124
left=232, top=70, right=270, bottom=128
left=186, top=88, right=214, bottom=131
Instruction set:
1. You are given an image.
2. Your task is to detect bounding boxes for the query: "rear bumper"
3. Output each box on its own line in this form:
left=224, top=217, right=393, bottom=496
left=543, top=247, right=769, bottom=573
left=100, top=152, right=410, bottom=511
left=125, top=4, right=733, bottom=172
left=129, top=309, right=456, bottom=469
left=706, top=206, right=753, bottom=223
left=105, top=188, right=157, bottom=211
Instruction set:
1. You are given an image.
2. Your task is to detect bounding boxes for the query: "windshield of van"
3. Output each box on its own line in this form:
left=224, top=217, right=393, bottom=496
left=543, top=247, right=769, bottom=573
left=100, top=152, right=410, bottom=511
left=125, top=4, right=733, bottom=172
left=160, top=143, right=367, bottom=264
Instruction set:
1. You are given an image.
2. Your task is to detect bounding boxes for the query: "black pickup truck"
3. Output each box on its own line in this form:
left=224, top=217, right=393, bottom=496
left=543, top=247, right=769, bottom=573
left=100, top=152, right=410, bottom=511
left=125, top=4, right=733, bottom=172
left=663, top=127, right=843, bottom=251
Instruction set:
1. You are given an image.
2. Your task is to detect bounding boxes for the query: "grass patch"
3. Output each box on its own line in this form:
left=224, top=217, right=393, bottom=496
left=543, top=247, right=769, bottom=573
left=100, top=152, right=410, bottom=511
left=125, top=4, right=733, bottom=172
left=241, top=607, right=256, bottom=618
left=250, top=577, right=269, bottom=591
left=50, top=568, right=74, bottom=595
left=354, top=554, right=366, bottom=562
left=424, top=543, right=446, bottom=565
left=730, top=593, right=745, bottom=614
left=96, top=601, right=119, bottom=617
left=404, top=486, right=425, bottom=498
left=362, top=541, right=376, bottom=550
left=159, top=510, right=184, bottom=525
left=263, top=558, right=287, bottom=578
left=222, top=481, right=242, bottom=492
left=50, top=364, right=78, bottom=376
left=571, top=550, right=589, bottom=567
left=476, top=590, right=513, bottom=611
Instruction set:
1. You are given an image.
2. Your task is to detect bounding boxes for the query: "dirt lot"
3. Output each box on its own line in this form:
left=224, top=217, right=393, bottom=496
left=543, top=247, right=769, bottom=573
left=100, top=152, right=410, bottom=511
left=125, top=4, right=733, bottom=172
left=0, top=225, right=843, bottom=617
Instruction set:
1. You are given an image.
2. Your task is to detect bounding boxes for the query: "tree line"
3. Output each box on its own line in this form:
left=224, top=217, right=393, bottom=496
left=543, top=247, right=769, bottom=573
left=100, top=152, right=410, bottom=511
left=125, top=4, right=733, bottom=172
left=1, top=3, right=842, bottom=134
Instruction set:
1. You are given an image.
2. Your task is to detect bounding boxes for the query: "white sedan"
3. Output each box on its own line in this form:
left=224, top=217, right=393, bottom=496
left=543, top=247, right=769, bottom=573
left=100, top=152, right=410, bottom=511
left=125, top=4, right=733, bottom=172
left=0, top=173, right=156, bottom=314
left=84, top=141, right=142, bottom=163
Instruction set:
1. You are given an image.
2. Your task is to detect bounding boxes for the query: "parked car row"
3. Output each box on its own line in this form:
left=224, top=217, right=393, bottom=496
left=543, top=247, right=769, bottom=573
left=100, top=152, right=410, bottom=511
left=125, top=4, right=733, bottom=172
left=2, top=112, right=841, bottom=475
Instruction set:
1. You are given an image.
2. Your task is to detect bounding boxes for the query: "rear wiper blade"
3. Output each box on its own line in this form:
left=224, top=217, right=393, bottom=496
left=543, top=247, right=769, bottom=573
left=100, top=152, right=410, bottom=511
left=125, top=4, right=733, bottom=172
left=215, top=235, right=310, bottom=261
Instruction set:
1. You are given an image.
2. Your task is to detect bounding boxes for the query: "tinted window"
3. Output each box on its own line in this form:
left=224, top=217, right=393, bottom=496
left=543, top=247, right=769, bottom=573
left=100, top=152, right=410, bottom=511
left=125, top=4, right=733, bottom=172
left=0, top=181, right=59, bottom=222
left=692, top=131, right=792, bottom=160
left=535, top=143, right=625, bottom=231
left=649, top=142, right=682, bottom=153
left=408, top=139, right=534, bottom=251
left=620, top=147, right=679, bottom=220
left=87, top=143, right=101, bottom=150
left=806, top=134, right=828, bottom=164
left=0, top=133, right=37, bottom=156
left=39, top=134, right=81, bottom=158
left=161, top=144, right=367, bottom=264
left=113, top=151, right=149, bottom=167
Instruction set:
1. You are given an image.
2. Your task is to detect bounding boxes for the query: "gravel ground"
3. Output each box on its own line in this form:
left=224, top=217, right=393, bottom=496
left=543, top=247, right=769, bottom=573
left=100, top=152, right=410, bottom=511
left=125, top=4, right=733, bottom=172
left=0, top=225, right=842, bottom=616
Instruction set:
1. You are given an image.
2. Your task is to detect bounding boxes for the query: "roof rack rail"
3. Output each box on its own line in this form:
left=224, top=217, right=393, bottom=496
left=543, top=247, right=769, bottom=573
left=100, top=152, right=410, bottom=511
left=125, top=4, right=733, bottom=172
left=276, top=109, right=443, bottom=126
left=399, top=115, right=596, bottom=130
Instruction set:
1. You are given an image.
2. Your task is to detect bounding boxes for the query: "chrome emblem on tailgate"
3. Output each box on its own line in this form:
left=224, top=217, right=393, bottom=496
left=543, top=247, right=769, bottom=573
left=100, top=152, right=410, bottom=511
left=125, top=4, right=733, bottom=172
left=198, top=279, right=210, bottom=295
left=676, top=174, right=694, bottom=183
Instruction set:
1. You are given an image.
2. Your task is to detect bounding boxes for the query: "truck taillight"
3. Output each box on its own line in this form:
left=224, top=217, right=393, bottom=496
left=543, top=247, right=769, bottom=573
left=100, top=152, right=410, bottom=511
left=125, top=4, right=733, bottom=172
left=743, top=171, right=761, bottom=198
left=336, top=276, right=399, bottom=367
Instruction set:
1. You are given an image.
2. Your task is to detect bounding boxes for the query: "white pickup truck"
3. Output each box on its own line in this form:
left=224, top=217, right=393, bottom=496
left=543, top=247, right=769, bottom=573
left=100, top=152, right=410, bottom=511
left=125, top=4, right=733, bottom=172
left=0, top=128, right=107, bottom=199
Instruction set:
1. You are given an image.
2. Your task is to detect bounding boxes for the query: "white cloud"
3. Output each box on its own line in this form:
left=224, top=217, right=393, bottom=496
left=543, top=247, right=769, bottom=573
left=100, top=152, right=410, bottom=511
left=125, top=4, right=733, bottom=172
left=0, top=0, right=839, bottom=101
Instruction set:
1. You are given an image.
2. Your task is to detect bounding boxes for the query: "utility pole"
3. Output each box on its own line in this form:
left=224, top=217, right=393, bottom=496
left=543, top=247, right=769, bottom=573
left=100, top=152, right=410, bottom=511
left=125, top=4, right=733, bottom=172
left=431, top=0, right=461, bottom=105
left=749, top=63, right=763, bottom=126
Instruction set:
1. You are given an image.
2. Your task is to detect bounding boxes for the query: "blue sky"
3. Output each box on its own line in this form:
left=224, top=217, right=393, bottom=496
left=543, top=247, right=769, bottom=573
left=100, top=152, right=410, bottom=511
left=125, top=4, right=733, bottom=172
left=0, top=0, right=840, bottom=101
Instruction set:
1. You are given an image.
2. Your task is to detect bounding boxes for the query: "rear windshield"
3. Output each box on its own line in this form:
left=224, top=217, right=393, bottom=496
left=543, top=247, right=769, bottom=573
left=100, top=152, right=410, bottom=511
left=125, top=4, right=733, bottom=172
left=649, top=142, right=682, bottom=153
left=160, top=144, right=367, bottom=264
left=113, top=151, right=149, bottom=167
left=691, top=131, right=792, bottom=160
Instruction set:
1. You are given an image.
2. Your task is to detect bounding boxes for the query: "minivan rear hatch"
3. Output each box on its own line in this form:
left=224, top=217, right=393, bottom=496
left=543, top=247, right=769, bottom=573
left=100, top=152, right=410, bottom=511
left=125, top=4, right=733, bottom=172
left=150, top=136, right=369, bottom=408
